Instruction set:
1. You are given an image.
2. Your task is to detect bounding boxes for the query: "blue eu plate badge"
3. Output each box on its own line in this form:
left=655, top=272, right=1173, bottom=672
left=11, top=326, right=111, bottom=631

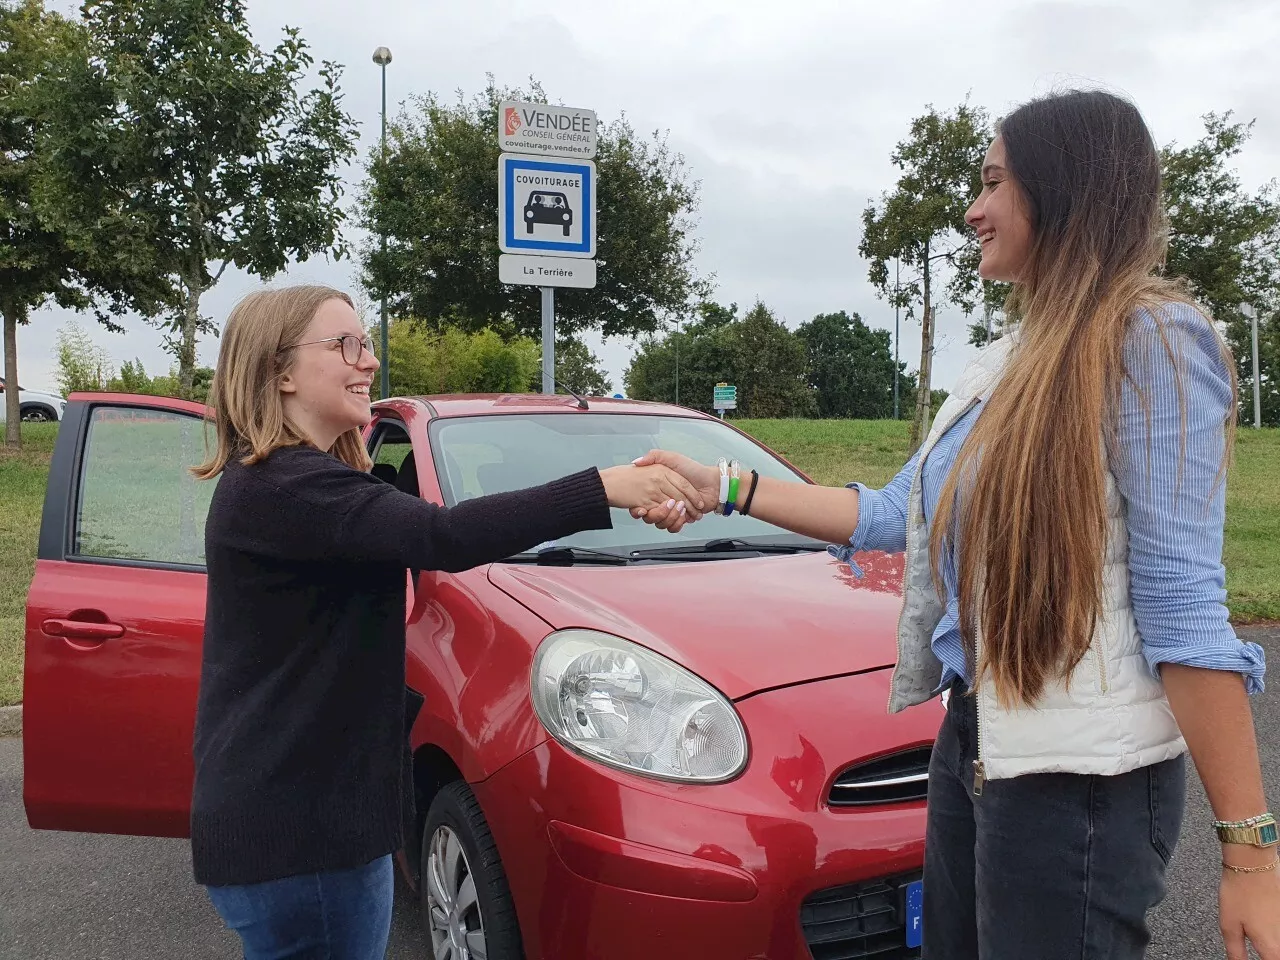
left=905, top=880, right=923, bottom=949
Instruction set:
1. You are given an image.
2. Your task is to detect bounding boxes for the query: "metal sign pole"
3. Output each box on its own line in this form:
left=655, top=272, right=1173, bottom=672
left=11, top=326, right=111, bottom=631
left=541, top=286, right=555, bottom=394
left=1248, top=303, right=1262, bottom=429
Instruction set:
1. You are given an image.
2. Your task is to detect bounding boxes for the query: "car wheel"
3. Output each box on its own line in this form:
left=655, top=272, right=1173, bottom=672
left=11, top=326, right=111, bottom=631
left=421, top=780, right=524, bottom=960
left=526, top=222, right=534, bottom=234
left=21, top=406, right=53, bottom=422
left=562, top=226, right=570, bottom=237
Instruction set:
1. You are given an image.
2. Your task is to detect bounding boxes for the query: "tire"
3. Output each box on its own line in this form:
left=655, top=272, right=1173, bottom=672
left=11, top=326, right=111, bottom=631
left=420, top=780, right=524, bottom=960
left=562, top=226, right=570, bottom=237
left=20, top=406, right=54, bottom=422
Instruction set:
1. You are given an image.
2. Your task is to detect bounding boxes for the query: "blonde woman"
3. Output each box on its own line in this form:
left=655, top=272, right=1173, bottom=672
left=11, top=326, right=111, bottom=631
left=634, top=90, right=1277, bottom=959
left=189, top=285, right=703, bottom=958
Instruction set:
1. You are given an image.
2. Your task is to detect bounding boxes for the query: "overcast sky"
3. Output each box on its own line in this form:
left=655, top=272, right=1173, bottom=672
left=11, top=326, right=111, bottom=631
left=17, top=0, right=1279, bottom=401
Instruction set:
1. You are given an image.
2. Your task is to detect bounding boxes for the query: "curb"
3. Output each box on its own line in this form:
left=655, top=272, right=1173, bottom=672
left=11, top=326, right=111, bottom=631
left=0, top=705, right=21, bottom=738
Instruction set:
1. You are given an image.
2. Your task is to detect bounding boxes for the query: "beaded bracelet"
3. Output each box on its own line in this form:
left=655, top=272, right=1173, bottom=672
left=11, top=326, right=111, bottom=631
left=1214, top=814, right=1276, bottom=829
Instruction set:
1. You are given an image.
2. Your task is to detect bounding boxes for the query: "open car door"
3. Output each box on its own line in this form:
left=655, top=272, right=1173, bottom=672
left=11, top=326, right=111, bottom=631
left=24, top=395, right=213, bottom=838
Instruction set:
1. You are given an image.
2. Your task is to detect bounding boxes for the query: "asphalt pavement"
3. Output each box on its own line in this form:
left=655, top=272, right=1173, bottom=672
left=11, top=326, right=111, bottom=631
left=2, top=625, right=1276, bottom=960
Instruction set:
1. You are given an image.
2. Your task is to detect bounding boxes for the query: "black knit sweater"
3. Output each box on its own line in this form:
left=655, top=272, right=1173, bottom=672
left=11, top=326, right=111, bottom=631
left=190, top=445, right=611, bottom=886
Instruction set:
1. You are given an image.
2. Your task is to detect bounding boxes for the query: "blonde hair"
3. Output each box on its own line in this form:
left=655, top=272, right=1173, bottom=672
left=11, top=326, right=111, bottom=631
left=193, top=285, right=373, bottom=480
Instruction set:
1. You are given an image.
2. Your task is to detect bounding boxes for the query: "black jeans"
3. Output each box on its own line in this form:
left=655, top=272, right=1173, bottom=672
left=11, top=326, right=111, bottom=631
left=923, top=683, right=1186, bottom=959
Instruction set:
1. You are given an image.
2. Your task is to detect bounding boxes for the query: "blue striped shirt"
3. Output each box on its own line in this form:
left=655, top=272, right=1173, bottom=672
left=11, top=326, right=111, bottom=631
left=832, top=303, right=1266, bottom=695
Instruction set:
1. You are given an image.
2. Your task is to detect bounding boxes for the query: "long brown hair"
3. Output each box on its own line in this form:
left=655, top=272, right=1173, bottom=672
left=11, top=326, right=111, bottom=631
left=931, top=90, right=1237, bottom=708
left=193, top=285, right=373, bottom=480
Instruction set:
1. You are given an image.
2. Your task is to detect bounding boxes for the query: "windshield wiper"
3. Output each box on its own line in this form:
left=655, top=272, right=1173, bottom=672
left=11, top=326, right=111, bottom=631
left=630, top=537, right=829, bottom=559
left=502, top=545, right=631, bottom=566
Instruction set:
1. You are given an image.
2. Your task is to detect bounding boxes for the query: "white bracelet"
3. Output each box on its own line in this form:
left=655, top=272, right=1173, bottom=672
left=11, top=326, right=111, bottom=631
left=716, top=458, right=730, bottom=515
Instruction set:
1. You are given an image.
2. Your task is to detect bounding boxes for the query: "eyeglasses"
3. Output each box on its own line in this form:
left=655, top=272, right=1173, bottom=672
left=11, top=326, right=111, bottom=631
left=279, top=335, right=375, bottom=366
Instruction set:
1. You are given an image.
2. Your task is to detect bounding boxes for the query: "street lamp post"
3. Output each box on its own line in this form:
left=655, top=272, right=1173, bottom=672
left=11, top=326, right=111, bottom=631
left=893, top=257, right=900, bottom=421
left=675, top=318, right=680, bottom=406
left=1242, top=302, right=1262, bottom=429
left=373, top=46, right=392, bottom=400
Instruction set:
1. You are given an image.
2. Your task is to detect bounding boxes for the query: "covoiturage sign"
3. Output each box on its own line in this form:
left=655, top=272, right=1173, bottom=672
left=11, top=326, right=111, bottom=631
left=499, top=100, right=598, bottom=159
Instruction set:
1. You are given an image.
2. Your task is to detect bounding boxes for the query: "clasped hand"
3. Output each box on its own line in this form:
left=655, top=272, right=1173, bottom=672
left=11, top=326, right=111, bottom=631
left=599, top=450, right=720, bottom=534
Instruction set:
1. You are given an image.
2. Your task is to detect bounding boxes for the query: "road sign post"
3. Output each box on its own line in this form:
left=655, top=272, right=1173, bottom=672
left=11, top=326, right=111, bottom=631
left=499, top=255, right=595, bottom=288
left=541, top=287, right=555, bottom=395
left=500, top=101, right=598, bottom=159
left=496, top=102, right=599, bottom=393
left=497, top=154, right=597, bottom=259
left=713, top=383, right=737, bottom=419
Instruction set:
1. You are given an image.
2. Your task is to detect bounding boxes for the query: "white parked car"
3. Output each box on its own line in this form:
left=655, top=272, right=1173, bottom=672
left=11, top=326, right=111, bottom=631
left=0, top=377, right=66, bottom=422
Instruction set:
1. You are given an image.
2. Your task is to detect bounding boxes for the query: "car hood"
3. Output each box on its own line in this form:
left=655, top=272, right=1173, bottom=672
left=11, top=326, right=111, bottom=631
left=487, top=549, right=906, bottom=700
left=21, top=390, right=63, bottom=403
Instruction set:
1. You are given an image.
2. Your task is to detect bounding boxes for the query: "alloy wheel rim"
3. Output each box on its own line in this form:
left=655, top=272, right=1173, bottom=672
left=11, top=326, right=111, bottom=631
left=425, top=824, right=488, bottom=960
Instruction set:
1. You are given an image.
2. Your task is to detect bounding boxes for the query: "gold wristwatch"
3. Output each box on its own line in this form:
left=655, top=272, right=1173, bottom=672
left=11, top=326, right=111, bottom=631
left=1214, top=813, right=1278, bottom=847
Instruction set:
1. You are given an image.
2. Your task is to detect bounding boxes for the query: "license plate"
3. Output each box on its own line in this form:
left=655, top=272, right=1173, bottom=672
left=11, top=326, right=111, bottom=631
left=905, top=880, right=923, bottom=949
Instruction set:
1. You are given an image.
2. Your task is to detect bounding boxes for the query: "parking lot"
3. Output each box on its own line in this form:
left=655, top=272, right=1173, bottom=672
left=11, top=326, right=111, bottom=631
left=1, top=625, right=1276, bottom=959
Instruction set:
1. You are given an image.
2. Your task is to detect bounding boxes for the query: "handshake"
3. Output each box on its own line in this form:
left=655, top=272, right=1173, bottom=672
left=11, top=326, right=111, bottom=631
left=597, top=450, right=726, bottom=534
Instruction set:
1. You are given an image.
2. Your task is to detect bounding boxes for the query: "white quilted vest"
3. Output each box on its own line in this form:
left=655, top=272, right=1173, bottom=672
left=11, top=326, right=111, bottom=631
left=886, top=333, right=1186, bottom=785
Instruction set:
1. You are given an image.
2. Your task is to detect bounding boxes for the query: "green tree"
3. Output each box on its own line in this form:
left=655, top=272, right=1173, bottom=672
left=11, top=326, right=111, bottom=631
left=109, top=358, right=182, bottom=398
left=734, top=302, right=813, bottom=419
left=1, top=0, right=167, bottom=445
left=1161, top=112, right=1280, bottom=425
left=623, top=327, right=734, bottom=413
left=554, top=338, right=612, bottom=396
left=625, top=301, right=813, bottom=417
left=796, top=310, right=899, bottom=419
left=54, top=322, right=114, bottom=394
left=360, top=78, right=707, bottom=342
left=861, top=100, right=991, bottom=452
left=624, top=304, right=741, bottom=412
left=966, top=281, right=1015, bottom=347
left=30, top=0, right=359, bottom=397
left=374, top=319, right=541, bottom=398
left=55, top=320, right=210, bottom=399
left=695, top=300, right=738, bottom=331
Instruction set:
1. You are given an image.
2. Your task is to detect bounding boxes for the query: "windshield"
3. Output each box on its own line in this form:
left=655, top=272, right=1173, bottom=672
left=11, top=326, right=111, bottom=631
left=428, top=412, right=812, bottom=553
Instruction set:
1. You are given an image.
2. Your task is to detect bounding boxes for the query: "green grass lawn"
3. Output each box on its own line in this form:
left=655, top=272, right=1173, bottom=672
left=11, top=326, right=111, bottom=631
left=1, top=417, right=1277, bottom=707
left=0, top=423, right=58, bottom=708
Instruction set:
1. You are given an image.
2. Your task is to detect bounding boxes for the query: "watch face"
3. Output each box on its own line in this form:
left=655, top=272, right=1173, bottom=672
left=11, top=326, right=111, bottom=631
left=1261, top=822, right=1278, bottom=846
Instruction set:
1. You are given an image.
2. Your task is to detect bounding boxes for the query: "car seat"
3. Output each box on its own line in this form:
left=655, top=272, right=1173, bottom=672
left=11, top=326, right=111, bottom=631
left=370, top=462, right=398, bottom=485
left=395, top=452, right=420, bottom=497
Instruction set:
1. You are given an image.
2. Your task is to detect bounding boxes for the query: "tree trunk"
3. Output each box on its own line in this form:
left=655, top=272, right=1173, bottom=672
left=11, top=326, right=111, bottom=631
left=4, top=307, right=23, bottom=449
left=909, top=245, right=934, bottom=454
left=179, top=280, right=202, bottom=399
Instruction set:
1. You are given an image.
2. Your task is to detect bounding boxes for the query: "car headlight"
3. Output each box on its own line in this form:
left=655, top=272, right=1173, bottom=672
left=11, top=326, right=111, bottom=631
left=530, top=629, right=748, bottom=783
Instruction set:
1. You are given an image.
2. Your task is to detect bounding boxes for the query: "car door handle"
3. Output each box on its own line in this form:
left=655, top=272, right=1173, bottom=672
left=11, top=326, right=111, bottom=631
left=42, top=619, right=125, bottom=640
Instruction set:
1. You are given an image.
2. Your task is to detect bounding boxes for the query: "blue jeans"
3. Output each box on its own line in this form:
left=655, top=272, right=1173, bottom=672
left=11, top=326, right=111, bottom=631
left=205, top=854, right=394, bottom=960
left=923, top=683, right=1186, bottom=959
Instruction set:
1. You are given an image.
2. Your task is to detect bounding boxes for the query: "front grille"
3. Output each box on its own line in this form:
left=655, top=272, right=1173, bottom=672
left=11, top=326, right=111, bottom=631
left=801, top=871, right=922, bottom=960
left=828, top=747, right=931, bottom=807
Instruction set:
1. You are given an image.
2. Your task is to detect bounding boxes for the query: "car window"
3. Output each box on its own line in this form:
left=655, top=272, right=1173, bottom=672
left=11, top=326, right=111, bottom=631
left=73, top=407, right=217, bottom=566
left=428, top=413, right=810, bottom=552
left=372, top=428, right=413, bottom=471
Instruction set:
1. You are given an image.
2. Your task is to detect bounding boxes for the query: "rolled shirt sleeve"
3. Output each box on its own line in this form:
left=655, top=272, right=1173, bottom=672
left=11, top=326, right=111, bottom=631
left=828, top=448, right=921, bottom=568
left=1114, top=303, right=1266, bottom=694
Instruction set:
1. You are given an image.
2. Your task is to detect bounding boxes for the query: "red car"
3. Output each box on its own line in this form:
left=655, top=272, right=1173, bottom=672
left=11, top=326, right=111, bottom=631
left=24, top=391, right=941, bottom=960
